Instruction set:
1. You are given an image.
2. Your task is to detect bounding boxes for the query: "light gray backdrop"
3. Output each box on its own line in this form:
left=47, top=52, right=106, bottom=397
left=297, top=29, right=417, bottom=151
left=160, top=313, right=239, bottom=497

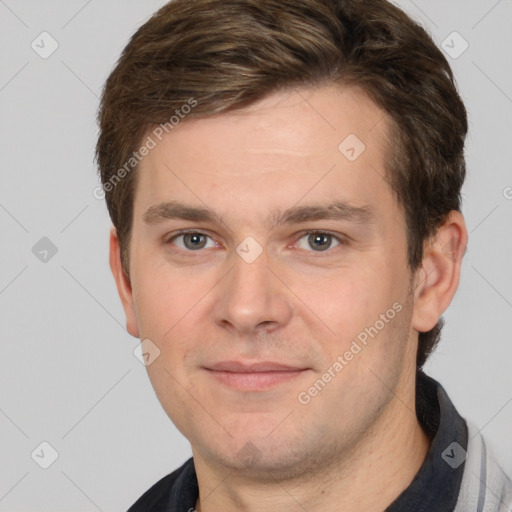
left=0, top=0, right=511, bottom=510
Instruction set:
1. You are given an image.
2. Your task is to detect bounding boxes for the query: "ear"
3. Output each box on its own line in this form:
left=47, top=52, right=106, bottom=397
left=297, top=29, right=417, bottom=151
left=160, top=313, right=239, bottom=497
left=109, top=227, right=140, bottom=338
left=411, top=210, right=468, bottom=333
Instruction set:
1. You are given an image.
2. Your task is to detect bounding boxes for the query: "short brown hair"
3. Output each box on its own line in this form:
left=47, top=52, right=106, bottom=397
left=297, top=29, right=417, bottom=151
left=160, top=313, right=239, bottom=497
left=95, top=0, right=467, bottom=370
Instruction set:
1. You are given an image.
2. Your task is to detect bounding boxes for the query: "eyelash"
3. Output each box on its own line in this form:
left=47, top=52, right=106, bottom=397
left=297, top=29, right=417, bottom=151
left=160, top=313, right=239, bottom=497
left=164, top=229, right=347, bottom=256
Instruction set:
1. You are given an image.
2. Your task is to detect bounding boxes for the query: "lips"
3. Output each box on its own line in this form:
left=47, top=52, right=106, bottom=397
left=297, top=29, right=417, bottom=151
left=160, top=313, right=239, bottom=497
left=204, top=360, right=310, bottom=391
left=206, top=361, right=307, bottom=372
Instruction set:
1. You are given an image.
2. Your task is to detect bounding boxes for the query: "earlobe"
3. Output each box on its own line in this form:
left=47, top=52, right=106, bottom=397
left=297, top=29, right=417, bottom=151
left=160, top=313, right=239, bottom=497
left=411, top=211, right=468, bottom=333
left=109, top=227, right=140, bottom=338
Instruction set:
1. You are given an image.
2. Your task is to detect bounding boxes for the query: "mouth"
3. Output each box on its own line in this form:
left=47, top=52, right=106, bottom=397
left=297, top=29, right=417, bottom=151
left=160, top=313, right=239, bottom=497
left=203, top=361, right=310, bottom=391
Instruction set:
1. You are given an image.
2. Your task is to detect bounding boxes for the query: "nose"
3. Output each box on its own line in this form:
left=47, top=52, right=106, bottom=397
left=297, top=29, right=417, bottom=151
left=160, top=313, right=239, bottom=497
left=213, top=244, right=293, bottom=336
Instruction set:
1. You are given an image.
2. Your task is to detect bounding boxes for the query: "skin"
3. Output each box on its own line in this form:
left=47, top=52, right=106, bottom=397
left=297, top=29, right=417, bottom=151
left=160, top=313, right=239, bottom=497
left=110, top=84, right=467, bottom=511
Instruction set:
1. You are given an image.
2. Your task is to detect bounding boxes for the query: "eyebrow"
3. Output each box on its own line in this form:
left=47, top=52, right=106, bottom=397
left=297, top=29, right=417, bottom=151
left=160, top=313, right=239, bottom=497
left=142, top=199, right=374, bottom=230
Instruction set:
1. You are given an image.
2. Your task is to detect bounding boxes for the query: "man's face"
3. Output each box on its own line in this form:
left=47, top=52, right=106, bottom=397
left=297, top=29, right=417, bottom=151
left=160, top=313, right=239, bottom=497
left=122, top=85, right=419, bottom=477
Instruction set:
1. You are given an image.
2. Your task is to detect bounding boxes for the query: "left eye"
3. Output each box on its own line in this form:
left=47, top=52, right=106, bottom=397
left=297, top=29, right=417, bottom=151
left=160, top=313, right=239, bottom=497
left=295, top=232, right=341, bottom=252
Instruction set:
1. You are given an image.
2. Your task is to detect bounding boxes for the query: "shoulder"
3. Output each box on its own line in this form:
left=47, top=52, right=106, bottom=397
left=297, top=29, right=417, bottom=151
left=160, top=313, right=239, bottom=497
left=454, top=422, right=512, bottom=512
left=127, top=458, right=194, bottom=512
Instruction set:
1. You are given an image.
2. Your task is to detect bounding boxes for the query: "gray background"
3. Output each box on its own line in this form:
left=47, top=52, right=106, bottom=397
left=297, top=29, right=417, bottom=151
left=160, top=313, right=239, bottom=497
left=0, top=0, right=511, bottom=510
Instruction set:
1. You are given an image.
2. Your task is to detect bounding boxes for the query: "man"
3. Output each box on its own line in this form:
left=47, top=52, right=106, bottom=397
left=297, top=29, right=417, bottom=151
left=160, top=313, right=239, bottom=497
left=95, top=0, right=512, bottom=510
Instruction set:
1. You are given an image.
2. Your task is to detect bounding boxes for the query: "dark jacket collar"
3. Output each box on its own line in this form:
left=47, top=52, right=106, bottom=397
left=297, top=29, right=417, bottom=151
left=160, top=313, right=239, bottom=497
left=386, top=371, right=468, bottom=511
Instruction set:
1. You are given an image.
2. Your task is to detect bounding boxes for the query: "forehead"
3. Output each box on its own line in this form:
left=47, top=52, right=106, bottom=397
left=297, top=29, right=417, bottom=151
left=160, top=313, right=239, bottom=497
left=133, top=84, right=397, bottom=228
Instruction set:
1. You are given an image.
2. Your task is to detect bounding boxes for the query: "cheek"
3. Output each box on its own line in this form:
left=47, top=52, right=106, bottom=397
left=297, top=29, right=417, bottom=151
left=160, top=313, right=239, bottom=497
left=297, top=265, right=391, bottom=337
left=130, top=234, right=215, bottom=328
left=143, top=354, right=195, bottom=439
left=302, top=262, right=411, bottom=376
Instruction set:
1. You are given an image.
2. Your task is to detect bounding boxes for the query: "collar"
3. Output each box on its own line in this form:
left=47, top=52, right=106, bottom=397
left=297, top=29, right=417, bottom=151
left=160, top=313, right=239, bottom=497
left=386, top=371, right=468, bottom=511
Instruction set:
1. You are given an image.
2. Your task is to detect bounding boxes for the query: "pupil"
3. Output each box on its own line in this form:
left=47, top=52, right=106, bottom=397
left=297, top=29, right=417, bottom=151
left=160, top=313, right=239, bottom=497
left=309, top=233, right=331, bottom=251
left=186, top=233, right=206, bottom=249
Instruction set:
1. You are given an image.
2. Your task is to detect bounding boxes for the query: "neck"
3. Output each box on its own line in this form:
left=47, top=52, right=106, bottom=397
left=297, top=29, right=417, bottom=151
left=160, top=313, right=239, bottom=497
left=195, top=372, right=430, bottom=512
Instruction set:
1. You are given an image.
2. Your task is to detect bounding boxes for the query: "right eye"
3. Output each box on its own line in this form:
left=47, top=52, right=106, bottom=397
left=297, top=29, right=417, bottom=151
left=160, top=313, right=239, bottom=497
left=166, top=231, right=217, bottom=251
